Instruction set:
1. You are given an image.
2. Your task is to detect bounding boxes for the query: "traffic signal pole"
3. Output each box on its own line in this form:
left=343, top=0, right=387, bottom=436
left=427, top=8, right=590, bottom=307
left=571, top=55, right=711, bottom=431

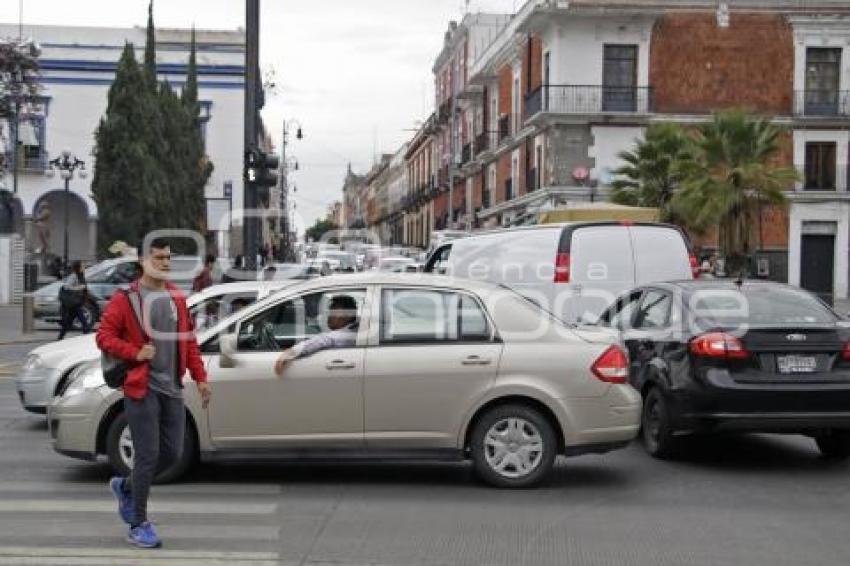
left=243, top=0, right=260, bottom=270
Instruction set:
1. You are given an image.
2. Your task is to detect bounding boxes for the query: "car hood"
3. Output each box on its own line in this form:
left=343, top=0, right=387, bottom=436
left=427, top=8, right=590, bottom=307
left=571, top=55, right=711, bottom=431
left=34, top=282, right=62, bottom=298
left=31, top=334, right=99, bottom=367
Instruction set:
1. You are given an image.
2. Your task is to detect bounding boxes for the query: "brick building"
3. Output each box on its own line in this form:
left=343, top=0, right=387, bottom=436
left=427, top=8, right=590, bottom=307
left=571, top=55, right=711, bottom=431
left=343, top=1, right=850, bottom=302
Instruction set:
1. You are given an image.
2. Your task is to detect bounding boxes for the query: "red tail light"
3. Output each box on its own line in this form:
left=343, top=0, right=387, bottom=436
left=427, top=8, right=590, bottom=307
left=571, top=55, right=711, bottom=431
left=591, top=346, right=629, bottom=384
left=842, top=342, right=850, bottom=361
left=689, top=332, right=749, bottom=360
left=554, top=252, right=570, bottom=283
left=689, top=254, right=700, bottom=279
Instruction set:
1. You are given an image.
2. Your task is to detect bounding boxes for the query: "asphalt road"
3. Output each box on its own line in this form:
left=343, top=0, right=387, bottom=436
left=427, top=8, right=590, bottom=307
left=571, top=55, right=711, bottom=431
left=1, top=365, right=849, bottom=565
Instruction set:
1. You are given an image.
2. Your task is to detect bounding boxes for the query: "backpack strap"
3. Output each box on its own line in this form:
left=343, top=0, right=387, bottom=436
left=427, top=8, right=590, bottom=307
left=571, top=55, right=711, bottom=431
left=120, top=289, right=149, bottom=341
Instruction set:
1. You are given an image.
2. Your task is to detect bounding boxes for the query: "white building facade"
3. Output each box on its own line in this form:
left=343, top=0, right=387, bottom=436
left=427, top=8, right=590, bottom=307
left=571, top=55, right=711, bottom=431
left=0, top=24, right=245, bottom=262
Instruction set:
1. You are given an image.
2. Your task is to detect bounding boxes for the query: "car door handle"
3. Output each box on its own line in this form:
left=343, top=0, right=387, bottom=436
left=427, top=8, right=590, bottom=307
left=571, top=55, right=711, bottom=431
left=325, top=360, right=356, bottom=370
left=462, top=355, right=492, bottom=366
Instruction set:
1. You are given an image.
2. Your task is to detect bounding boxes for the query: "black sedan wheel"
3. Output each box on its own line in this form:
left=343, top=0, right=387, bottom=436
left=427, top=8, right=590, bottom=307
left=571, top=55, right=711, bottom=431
left=642, top=388, right=678, bottom=458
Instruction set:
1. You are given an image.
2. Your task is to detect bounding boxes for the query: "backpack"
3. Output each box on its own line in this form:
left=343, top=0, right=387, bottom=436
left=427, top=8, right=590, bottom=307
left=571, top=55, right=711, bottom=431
left=102, top=290, right=148, bottom=389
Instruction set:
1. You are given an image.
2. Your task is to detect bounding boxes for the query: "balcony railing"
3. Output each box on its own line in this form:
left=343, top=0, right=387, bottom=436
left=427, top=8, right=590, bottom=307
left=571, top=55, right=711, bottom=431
left=525, top=85, right=653, bottom=118
left=498, top=115, right=510, bottom=144
left=461, top=143, right=472, bottom=165
left=5, top=151, right=48, bottom=172
left=475, top=132, right=488, bottom=156
left=794, top=90, right=850, bottom=117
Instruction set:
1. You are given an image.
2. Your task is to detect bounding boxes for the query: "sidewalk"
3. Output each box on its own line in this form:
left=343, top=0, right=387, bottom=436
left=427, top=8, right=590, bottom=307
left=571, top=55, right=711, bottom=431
left=0, top=305, right=56, bottom=346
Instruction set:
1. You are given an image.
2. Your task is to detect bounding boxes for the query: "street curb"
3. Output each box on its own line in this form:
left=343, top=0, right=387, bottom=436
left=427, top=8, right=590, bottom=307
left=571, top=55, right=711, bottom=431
left=0, top=337, right=55, bottom=346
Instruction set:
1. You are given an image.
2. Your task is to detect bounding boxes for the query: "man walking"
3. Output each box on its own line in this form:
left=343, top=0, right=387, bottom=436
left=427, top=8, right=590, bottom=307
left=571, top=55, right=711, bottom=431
left=58, top=260, right=90, bottom=340
left=96, top=238, right=211, bottom=548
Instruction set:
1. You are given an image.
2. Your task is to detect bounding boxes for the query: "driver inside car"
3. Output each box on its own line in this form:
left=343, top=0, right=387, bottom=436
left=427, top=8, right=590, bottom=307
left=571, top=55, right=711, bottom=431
left=273, top=295, right=359, bottom=376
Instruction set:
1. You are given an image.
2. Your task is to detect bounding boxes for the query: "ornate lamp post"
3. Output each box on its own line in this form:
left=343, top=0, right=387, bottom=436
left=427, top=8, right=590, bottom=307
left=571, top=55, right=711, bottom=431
left=46, top=149, right=86, bottom=275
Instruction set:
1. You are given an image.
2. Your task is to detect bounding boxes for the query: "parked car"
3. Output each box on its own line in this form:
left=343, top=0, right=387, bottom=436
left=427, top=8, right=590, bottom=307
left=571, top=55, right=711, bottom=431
left=32, top=255, right=203, bottom=328
left=16, top=280, right=294, bottom=414
left=594, top=279, right=850, bottom=459
left=376, top=256, right=415, bottom=272
left=424, top=222, right=697, bottom=324
left=257, top=263, right=313, bottom=282
left=48, top=273, right=640, bottom=487
left=318, top=251, right=357, bottom=272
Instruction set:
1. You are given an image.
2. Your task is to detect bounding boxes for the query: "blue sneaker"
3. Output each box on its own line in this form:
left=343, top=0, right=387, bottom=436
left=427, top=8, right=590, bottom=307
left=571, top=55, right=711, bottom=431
left=127, top=521, right=161, bottom=548
left=109, top=477, right=134, bottom=525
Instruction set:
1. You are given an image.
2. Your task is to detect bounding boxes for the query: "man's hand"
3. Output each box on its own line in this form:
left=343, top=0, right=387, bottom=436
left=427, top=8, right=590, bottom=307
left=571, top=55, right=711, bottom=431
left=197, top=381, right=212, bottom=409
left=136, top=344, right=156, bottom=362
left=274, top=350, right=296, bottom=377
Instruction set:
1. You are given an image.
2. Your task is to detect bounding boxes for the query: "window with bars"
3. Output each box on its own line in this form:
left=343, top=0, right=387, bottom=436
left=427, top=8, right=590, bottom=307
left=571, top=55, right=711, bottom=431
left=603, top=45, right=638, bottom=112
left=805, top=48, right=841, bottom=115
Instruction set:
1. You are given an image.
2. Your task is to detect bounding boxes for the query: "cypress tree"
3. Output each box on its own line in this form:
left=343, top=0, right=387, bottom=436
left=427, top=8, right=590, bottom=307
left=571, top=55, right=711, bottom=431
left=143, top=0, right=157, bottom=90
left=182, top=28, right=214, bottom=234
left=92, top=4, right=215, bottom=255
left=91, top=44, right=163, bottom=255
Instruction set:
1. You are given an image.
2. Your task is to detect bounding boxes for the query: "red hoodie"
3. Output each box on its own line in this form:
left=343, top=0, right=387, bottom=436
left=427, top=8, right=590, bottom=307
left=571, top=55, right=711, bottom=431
left=96, top=280, right=207, bottom=400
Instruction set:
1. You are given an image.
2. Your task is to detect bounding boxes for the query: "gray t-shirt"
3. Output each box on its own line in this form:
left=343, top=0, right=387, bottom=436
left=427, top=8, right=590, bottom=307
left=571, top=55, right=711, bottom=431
left=138, top=285, right=181, bottom=398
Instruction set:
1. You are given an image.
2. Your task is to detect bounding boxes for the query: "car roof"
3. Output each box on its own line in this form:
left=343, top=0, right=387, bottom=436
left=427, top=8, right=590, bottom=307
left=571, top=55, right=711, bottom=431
left=258, top=272, right=506, bottom=295
left=448, top=221, right=683, bottom=241
left=190, top=280, right=292, bottom=302
left=658, top=279, right=798, bottom=293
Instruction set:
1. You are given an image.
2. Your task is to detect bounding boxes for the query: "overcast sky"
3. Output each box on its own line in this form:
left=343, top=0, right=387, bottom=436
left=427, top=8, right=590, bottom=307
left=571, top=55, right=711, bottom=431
left=10, top=0, right=523, bottom=232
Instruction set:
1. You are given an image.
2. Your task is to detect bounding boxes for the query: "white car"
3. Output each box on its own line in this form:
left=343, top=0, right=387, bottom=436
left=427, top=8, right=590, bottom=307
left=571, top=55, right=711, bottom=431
left=49, top=272, right=640, bottom=487
left=15, top=280, right=295, bottom=414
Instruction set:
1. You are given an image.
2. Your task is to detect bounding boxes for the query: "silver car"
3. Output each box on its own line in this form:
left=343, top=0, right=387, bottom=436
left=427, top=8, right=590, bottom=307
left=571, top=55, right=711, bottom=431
left=16, top=280, right=295, bottom=414
left=48, top=273, right=640, bottom=487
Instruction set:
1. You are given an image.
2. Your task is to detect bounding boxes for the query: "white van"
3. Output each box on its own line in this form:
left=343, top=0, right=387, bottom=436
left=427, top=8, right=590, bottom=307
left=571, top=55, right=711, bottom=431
left=424, top=222, right=697, bottom=323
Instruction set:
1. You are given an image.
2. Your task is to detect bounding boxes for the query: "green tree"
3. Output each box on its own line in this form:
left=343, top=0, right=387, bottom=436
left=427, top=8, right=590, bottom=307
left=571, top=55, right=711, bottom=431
left=306, top=219, right=338, bottom=243
left=673, top=110, right=798, bottom=276
left=91, top=43, right=165, bottom=255
left=92, top=2, right=214, bottom=254
left=181, top=28, right=214, bottom=234
left=610, top=122, right=693, bottom=225
left=143, top=0, right=157, bottom=91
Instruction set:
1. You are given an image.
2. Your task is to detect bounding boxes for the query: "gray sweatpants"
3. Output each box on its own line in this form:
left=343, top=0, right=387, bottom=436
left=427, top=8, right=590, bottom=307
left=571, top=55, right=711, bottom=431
left=124, top=390, right=185, bottom=525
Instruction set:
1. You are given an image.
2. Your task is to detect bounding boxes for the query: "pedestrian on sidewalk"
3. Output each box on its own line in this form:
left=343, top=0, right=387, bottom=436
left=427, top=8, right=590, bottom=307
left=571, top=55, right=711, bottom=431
left=96, top=238, right=211, bottom=549
left=191, top=254, right=216, bottom=292
left=58, top=260, right=90, bottom=340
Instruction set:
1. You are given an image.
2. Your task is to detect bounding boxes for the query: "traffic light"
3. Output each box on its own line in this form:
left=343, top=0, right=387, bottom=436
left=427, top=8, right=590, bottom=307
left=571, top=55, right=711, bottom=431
left=244, top=148, right=280, bottom=188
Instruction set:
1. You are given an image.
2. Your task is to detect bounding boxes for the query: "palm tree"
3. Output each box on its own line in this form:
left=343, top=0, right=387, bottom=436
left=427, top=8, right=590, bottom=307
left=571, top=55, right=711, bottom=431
left=673, top=110, right=798, bottom=276
left=611, top=122, right=694, bottom=225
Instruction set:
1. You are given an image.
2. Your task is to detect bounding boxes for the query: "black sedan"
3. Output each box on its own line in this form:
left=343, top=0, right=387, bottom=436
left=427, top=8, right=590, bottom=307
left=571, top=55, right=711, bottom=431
left=595, top=280, right=850, bottom=459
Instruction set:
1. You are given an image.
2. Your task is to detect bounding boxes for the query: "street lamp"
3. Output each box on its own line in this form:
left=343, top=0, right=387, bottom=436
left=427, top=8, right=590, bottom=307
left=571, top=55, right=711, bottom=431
left=46, top=149, right=86, bottom=275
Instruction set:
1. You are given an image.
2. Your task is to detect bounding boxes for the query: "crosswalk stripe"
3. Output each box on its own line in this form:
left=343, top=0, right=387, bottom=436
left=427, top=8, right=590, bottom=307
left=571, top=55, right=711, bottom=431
left=0, top=481, right=282, bottom=496
left=0, top=522, right=280, bottom=541
left=0, top=547, right=279, bottom=564
left=0, top=499, right=277, bottom=515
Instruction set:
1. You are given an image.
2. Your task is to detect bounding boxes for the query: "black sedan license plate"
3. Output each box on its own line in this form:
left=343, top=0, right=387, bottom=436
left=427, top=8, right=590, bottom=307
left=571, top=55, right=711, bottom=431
left=777, top=355, right=817, bottom=374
